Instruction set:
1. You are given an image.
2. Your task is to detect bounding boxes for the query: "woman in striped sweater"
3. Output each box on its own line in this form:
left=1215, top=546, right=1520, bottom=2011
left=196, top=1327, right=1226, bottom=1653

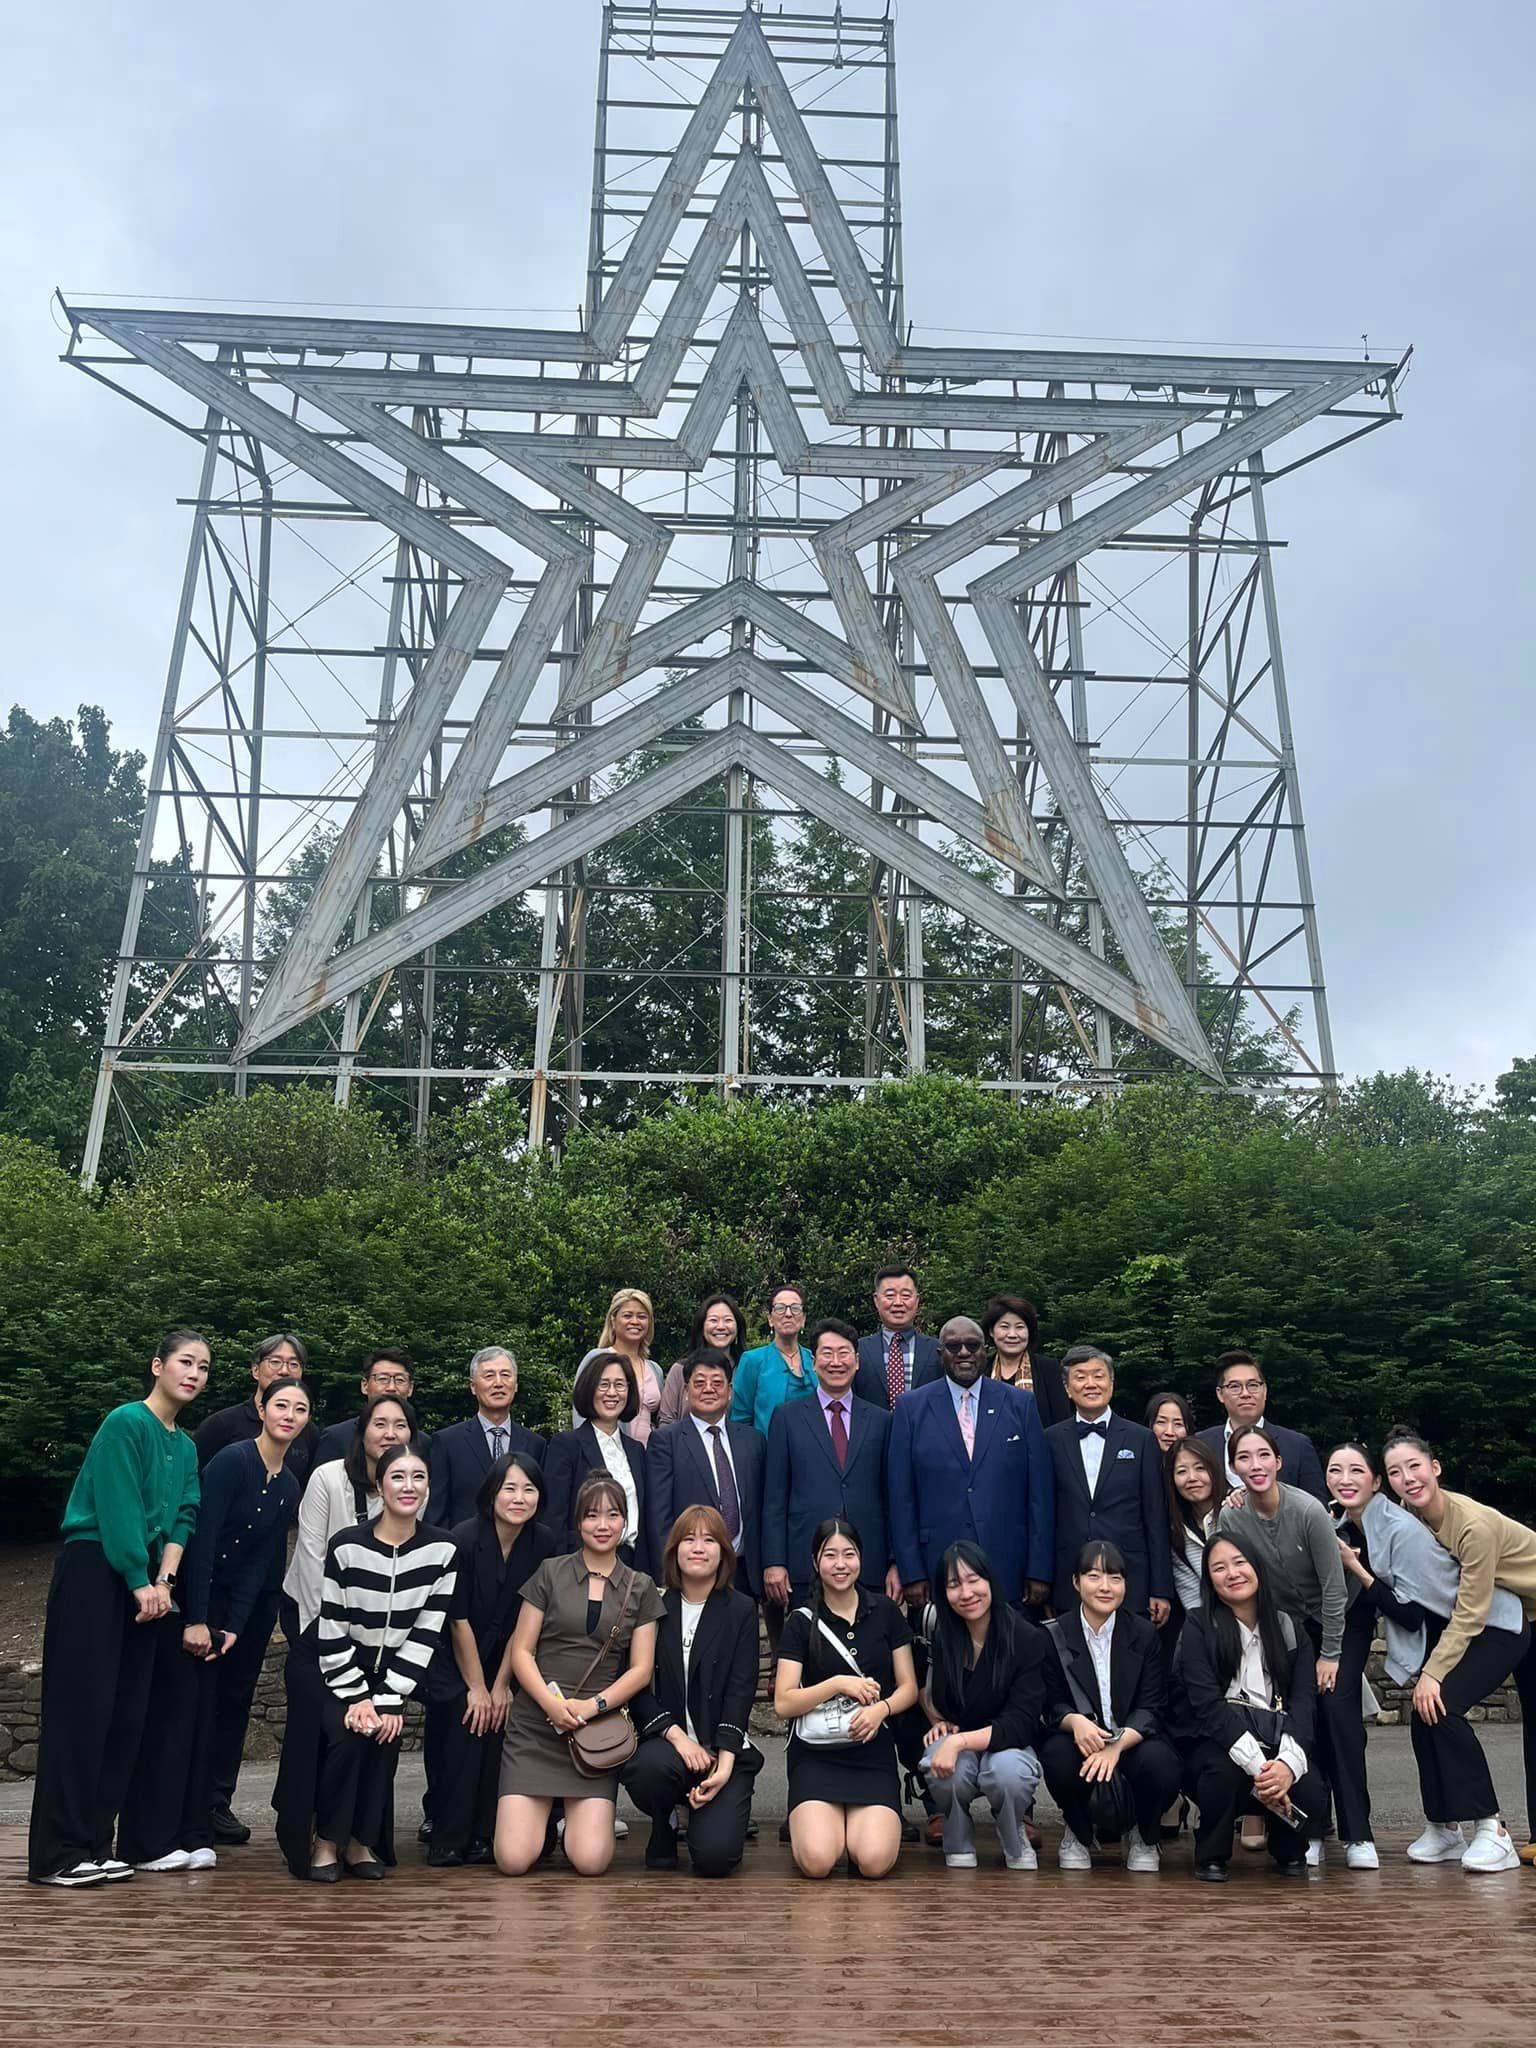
left=274, top=1441, right=457, bottom=1881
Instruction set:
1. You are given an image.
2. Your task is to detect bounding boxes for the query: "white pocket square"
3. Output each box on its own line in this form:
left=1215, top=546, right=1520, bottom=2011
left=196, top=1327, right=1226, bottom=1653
left=1116, top=1447, right=1136, bottom=1460
left=1006, top=1433, right=1021, bottom=1443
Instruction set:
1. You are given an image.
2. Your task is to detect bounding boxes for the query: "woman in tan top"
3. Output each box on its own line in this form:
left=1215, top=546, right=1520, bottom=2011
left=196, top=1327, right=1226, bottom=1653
left=1385, top=1427, right=1536, bottom=1871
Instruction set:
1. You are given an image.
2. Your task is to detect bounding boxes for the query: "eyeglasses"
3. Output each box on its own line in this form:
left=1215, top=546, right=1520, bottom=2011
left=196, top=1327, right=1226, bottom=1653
left=1222, top=1380, right=1265, bottom=1396
left=941, top=1338, right=984, bottom=1355
left=770, top=1301, right=804, bottom=1315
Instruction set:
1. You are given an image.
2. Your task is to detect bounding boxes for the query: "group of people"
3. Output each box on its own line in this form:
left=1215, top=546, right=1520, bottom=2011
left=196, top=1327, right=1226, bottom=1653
left=24, top=1267, right=1536, bottom=1891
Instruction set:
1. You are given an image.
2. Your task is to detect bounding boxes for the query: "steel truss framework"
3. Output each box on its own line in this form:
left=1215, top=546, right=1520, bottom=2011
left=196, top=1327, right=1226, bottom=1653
left=68, top=0, right=1403, bottom=1176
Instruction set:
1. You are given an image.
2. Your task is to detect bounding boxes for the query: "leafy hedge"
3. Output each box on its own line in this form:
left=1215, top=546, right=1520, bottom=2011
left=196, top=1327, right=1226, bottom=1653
left=2, top=1075, right=1533, bottom=1536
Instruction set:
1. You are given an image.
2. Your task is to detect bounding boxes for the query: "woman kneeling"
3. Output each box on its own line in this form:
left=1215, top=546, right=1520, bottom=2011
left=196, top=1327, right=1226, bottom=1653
left=773, top=1518, right=918, bottom=1880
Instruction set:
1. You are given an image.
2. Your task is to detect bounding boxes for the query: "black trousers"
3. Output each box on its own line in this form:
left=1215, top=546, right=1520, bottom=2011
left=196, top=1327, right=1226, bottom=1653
left=273, top=1635, right=399, bottom=1876
left=206, top=1587, right=279, bottom=1810
left=621, top=1738, right=758, bottom=1878
left=1184, top=1741, right=1328, bottom=1865
left=1411, top=1615, right=1528, bottom=1824
left=28, top=1543, right=166, bottom=1880
left=422, top=1691, right=500, bottom=1855
left=1515, top=1631, right=1536, bottom=1839
left=1040, top=1730, right=1183, bottom=1844
left=1314, top=1600, right=1376, bottom=1844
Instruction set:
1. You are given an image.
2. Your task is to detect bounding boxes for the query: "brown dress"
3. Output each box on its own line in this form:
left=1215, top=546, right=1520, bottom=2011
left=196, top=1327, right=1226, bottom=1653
left=499, top=1551, right=666, bottom=1801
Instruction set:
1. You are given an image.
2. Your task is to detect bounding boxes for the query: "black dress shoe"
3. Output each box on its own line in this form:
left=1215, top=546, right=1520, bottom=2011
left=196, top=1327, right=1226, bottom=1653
left=744, top=1819, right=758, bottom=1841
left=778, top=1819, right=792, bottom=1844
left=645, top=1829, right=680, bottom=1871
left=211, top=1804, right=251, bottom=1846
left=426, top=1846, right=465, bottom=1868
left=417, top=1819, right=433, bottom=1843
left=344, top=1855, right=386, bottom=1880
left=307, top=1861, right=341, bottom=1884
left=464, top=1839, right=493, bottom=1865
left=1195, top=1860, right=1229, bottom=1883
left=900, top=1819, right=921, bottom=1844
left=1273, top=1858, right=1307, bottom=1877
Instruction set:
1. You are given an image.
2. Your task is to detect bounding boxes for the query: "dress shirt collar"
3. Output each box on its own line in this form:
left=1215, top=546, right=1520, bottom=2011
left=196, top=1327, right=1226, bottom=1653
left=1074, top=1407, right=1114, bottom=1427
left=817, top=1383, right=852, bottom=1417
left=879, top=1327, right=914, bottom=1353
left=1082, top=1608, right=1116, bottom=1646
left=689, top=1410, right=731, bottom=1445
left=947, top=1375, right=980, bottom=1415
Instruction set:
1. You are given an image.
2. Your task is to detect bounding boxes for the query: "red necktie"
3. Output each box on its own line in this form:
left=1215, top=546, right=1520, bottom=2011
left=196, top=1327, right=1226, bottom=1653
left=886, top=1333, right=904, bottom=1407
left=828, top=1399, right=848, bottom=1469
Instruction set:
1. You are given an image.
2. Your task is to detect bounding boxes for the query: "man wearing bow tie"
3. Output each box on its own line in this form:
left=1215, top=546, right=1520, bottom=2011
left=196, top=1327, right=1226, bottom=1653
left=1043, top=1347, right=1172, bottom=1624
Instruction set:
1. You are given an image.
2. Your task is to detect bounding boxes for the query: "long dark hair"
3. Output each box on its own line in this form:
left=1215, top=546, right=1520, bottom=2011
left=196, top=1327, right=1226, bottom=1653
left=1163, top=1433, right=1225, bottom=1554
left=687, top=1293, right=746, bottom=1362
left=1144, top=1389, right=1195, bottom=1436
left=803, top=1516, right=862, bottom=1676
left=1200, top=1530, right=1295, bottom=1701
left=343, top=1392, right=419, bottom=1501
left=929, top=1541, right=1018, bottom=1720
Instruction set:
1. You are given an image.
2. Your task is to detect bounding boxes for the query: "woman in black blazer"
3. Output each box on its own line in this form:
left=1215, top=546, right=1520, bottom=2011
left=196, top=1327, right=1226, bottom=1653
left=981, top=1294, right=1069, bottom=1429
left=1038, top=1539, right=1182, bottom=1872
left=421, top=1451, right=558, bottom=1867
left=623, top=1505, right=764, bottom=1876
left=543, top=1351, right=652, bottom=1573
left=1175, top=1528, right=1329, bottom=1880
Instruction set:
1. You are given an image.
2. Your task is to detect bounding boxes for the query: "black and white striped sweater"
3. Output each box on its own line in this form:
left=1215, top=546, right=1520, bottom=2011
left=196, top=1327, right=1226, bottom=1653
left=318, top=1525, right=458, bottom=1710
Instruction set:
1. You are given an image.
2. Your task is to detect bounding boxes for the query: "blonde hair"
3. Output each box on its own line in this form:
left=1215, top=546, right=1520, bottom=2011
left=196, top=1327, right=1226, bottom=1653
left=598, top=1287, right=654, bottom=1357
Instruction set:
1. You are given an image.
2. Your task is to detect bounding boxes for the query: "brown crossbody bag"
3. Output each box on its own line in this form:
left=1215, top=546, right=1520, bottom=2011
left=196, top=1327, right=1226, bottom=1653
left=564, top=1565, right=641, bottom=1777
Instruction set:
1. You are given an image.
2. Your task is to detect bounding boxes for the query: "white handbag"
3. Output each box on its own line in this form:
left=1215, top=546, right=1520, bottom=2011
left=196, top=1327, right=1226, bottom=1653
left=792, top=1609, right=868, bottom=1747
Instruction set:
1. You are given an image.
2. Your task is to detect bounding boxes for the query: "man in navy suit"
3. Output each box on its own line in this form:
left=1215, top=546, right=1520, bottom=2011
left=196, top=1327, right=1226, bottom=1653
left=854, top=1264, right=943, bottom=1410
left=313, top=1347, right=421, bottom=1467
left=427, top=1345, right=545, bottom=1528
left=646, top=1348, right=765, bottom=1596
left=1195, top=1350, right=1327, bottom=1502
left=888, top=1315, right=1055, bottom=1608
left=764, top=1318, right=896, bottom=1604
left=1043, top=1346, right=1172, bottom=1622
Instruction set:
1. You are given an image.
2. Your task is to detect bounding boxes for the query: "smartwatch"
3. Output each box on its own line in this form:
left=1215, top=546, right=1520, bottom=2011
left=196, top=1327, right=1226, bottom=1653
left=156, top=1572, right=177, bottom=1588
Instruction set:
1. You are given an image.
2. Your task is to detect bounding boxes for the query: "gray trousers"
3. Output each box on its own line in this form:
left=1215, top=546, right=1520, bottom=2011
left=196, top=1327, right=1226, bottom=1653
left=922, top=1738, right=1041, bottom=1859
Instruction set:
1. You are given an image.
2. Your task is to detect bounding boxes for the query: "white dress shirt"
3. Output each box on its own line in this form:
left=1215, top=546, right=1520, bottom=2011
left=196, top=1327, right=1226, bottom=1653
left=1076, top=1407, right=1113, bottom=1495
left=1226, top=1618, right=1308, bottom=1783
left=593, top=1424, right=640, bottom=1546
left=1082, top=1609, right=1117, bottom=1731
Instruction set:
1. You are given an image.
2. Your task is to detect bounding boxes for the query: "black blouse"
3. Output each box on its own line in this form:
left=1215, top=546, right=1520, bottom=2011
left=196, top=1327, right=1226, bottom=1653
left=780, top=1590, right=913, bottom=1695
left=931, top=1615, right=1049, bottom=1754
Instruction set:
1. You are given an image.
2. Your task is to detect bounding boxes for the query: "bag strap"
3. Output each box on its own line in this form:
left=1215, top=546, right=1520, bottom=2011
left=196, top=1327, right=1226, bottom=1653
left=792, top=1607, right=865, bottom=1682
left=571, top=1564, right=641, bottom=1699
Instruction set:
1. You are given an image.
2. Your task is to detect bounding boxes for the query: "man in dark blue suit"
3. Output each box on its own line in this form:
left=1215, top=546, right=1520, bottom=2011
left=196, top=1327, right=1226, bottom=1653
left=888, top=1315, right=1055, bottom=1607
left=854, top=1263, right=943, bottom=1410
left=1043, top=1346, right=1172, bottom=1622
left=1195, top=1350, right=1327, bottom=1502
left=764, top=1318, right=896, bottom=1603
left=427, top=1345, right=546, bottom=1528
left=313, top=1347, right=423, bottom=1467
left=646, top=1348, right=765, bottom=1596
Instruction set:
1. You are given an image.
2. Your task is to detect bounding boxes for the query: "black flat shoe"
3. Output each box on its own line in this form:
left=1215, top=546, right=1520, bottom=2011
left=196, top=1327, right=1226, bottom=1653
left=307, top=1861, right=341, bottom=1884
left=211, top=1805, right=251, bottom=1846
left=344, top=1856, right=386, bottom=1880
left=778, top=1819, right=792, bottom=1844
left=464, top=1840, right=493, bottom=1865
left=1273, top=1859, right=1307, bottom=1878
left=1195, top=1860, right=1229, bottom=1883
left=426, top=1847, right=465, bottom=1868
left=417, top=1819, right=433, bottom=1843
left=646, top=1828, right=680, bottom=1870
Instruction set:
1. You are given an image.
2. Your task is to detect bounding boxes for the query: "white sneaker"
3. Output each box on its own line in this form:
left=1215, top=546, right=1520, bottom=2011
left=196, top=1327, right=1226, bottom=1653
left=133, top=1850, right=191, bottom=1873
left=1305, top=1838, right=1324, bottom=1868
left=1407, top=1822, right=1467, bottom=1863
left=1057, top=1828, right=1092, bottom=1872
left=1004, top=1840, right=1038, bottom=1871
left=35, top=1861, right=109, bottom=1888
left=95, top=1858, right=133, bottom=1881
left=1462, top=1820, right=1520, bottom=1873
left=1344, top=1841, right=1379, bottom=1870
left=612, top=1816, right=628, bottom=1840
left=1125, top=1826, right=1160, bottom=1874
left=185, top=1848, right=217, bottom=1871
left=944, top=1849, right=978, bottom=1868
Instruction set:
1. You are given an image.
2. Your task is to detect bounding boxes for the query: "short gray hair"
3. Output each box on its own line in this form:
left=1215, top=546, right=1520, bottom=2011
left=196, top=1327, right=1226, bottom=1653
left=1060, top=1344, right=1113, bottom=1373
left=470, top=1345, right=517, bottom=1378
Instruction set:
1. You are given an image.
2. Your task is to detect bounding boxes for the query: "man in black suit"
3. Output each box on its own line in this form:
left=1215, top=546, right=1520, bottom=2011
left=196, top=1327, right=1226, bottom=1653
left=646, top=1348, right=766, bottom=1596
left=854, top=1263, right=942, bottom=1410
left=764, top=1318, right=897, bottom=1604
left=1043, top=1347, right=1172, bottom=1622
left=1195, top=1350, right=1327, bottom=1503
left=312, top=1347, right=419, bottom=1466
left=427, top=1345, right=546, bottom=1528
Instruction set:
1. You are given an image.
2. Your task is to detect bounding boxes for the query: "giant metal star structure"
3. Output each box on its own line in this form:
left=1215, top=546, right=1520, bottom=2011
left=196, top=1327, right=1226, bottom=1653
left=69, top=11, right=1395, bottom=1084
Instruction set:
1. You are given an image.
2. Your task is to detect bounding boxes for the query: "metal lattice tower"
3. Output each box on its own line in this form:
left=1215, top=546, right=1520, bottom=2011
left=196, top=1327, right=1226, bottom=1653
left=68, top=1, right=1403, bottom=1178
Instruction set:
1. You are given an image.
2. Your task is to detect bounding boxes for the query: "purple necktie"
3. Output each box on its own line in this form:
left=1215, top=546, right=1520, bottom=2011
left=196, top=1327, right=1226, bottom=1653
left=708, top=1425, right=742, bottom=1545
left=828, top=1400, right=849, bottom=1470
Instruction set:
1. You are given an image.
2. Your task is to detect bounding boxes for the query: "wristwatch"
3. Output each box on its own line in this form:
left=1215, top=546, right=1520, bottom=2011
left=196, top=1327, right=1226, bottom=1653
left=155, top=1571, right=177, bottom=1588
left=594, top=1694, right=609, bottom=1714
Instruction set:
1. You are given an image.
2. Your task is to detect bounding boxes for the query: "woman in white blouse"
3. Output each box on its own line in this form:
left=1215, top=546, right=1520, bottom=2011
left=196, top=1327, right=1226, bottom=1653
left=283, top=1395, right=415, bottom=1633
left=544, top=1352, right=654, bottom=1574
left=1175, top=1531, right=1328, bottom=1881
left=1164, top=1436, right=1224, bottom=1614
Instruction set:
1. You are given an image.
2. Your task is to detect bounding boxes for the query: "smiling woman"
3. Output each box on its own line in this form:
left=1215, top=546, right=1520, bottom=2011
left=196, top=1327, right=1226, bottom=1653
left=273, top=1442, right=458, bottom=1883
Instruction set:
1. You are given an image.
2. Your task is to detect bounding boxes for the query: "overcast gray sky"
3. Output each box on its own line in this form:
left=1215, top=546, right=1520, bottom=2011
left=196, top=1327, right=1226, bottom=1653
left=3, top=1, right=1531, bottom=1088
